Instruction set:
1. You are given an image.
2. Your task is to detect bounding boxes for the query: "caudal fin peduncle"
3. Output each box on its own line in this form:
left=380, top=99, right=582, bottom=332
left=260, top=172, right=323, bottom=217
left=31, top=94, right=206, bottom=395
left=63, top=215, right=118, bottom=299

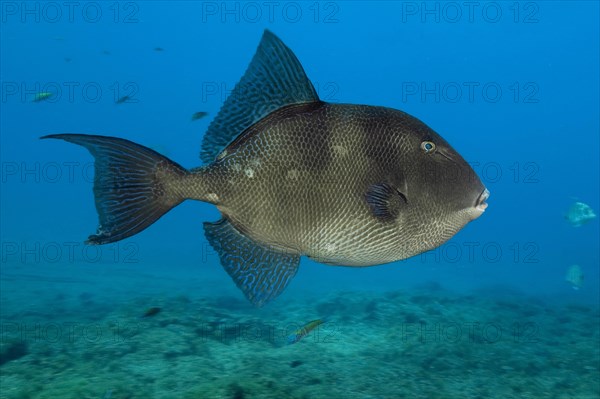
left=41, top=134, right=189, bottom=245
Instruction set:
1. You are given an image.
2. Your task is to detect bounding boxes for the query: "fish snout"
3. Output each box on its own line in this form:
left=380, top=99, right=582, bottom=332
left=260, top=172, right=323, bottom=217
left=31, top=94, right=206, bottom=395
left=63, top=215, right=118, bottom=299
left=475, top=188, right=490, bottom=212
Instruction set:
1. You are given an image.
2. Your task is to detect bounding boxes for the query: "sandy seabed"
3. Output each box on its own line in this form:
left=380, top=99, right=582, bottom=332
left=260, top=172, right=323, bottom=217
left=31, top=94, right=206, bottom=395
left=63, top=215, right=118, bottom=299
left=1, top=282, right=599, bottom=399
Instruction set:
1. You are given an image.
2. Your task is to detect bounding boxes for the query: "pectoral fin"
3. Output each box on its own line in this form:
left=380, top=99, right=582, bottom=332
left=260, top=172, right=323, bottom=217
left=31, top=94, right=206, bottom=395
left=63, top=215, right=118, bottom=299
left=365, top=183, right=408, bottom=222
left=203, top=219, right=300, bottom=307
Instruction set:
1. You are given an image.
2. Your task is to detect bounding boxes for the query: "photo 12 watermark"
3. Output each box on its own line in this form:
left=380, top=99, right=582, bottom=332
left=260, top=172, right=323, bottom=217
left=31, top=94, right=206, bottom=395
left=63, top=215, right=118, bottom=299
left=471, top=161, right=541, bottom=185
left=400, top=81, right=540, bottom=104
left=1, top=321, right=142, bottom=345
left=200, top=1, right=340, bottom=24
left=1, top=1, right=140, bottom=24
left=400, top=321, right=540, bottom=344
left=2, top=161, right=95, bottom=184
left=1, top=241, right=140, bottom=265
left=1, top=81, right=140, bottom=104
left=420, top=241, right=540, bottom=264
left=400, top=2, right=540, bottom=24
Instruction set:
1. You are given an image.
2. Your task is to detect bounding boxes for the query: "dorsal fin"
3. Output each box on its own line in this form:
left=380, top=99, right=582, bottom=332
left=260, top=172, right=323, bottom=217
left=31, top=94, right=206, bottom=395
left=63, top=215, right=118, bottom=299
left=200, top=30, right=320, bottom=163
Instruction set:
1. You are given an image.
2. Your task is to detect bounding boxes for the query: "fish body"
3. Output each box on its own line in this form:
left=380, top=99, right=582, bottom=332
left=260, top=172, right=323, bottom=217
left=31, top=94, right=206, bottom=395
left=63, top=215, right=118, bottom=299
left=199, top=102, right=485, bottom=266
left=191, top=111, right=208, bottom=121
left=288, top=319, right=325, bottom=344
left=565, top=202, right=596, bottom=227
left=142, top=307, right=161, bottom=317
left=115, top=95, right=131, bottom=104
left=566, top=265, right=584, bottom=290
left=33, top=92, right=53, bottom=102
left=42, top=31, right=488, bottom=307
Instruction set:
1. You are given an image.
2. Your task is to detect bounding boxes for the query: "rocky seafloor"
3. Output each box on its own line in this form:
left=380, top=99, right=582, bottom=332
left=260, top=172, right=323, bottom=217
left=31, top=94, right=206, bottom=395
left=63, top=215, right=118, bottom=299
left=1, top=284, right=599, bottom=399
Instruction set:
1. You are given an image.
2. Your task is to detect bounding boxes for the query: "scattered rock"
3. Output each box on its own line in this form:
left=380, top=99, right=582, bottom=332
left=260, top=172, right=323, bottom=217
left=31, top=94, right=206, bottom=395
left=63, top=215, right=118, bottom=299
left=229, top=383, right=245, bottom=399
left=0, top=340, right=28, bottom=366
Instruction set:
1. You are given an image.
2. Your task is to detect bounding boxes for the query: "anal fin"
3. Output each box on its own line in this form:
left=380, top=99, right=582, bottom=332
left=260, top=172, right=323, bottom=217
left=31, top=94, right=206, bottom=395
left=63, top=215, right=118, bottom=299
left=203, top=219, right=300, bottom=307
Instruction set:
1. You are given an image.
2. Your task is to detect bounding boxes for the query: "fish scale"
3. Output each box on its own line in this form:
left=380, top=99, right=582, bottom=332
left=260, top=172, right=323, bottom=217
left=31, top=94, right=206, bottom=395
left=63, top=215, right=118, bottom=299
left=42, top=30, right=488, bottom=307
left=201, top=103, right=416, bottom=265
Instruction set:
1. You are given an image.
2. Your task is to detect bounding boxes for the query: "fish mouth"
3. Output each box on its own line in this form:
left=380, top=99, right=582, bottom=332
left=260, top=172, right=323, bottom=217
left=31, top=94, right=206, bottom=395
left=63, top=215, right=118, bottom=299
left=475, top=188, right=490, bottom=212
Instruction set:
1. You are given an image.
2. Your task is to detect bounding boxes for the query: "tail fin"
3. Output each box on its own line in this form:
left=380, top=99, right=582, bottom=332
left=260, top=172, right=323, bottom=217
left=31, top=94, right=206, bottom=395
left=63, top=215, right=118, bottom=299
left=42, top=134, right=188, bottom=245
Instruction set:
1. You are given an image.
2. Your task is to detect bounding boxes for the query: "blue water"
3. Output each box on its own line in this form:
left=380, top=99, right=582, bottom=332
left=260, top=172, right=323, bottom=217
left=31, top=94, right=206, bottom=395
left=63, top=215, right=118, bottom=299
left=1, top=2, right=599, bottom=398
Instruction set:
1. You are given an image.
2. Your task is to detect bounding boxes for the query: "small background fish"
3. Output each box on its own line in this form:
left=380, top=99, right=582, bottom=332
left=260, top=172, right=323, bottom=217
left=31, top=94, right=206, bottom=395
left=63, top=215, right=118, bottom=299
left=115, top=95, right=131, bottom=104
left=142, top=307, right=161, bottom=317
left=191, top=111, right=208, bottom=121
left=566, top=265, right=584, bottom=290
left=287, top=319, right=326, bottom=344
left=32, top=92, right=53, bottom=102
left=565, top=202, right=597, bottom=227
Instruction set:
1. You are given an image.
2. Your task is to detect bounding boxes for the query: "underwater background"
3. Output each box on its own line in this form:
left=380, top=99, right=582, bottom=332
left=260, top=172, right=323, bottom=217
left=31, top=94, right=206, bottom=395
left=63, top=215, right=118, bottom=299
left=1, top=1, right=599, bottom=398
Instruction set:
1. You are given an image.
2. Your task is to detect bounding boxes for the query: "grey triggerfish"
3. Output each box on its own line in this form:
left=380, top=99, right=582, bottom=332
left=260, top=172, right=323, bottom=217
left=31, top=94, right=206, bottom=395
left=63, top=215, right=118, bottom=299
left=42, top=30, right=489, bottom=307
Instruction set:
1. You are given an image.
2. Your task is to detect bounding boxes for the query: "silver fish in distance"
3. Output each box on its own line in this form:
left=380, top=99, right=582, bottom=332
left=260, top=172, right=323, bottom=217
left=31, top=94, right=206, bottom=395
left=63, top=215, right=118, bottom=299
left=565, top=264, right=584, bottom=290
left=42, top=30, right=489, bottom=307
left=565, top=201, right=596, bottom=227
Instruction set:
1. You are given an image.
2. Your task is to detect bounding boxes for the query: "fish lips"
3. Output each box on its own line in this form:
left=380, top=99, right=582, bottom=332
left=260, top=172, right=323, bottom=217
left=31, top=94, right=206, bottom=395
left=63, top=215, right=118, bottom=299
left=464, top=188, right=489, bottom=221
left=475, top=188, right=490, bottom=212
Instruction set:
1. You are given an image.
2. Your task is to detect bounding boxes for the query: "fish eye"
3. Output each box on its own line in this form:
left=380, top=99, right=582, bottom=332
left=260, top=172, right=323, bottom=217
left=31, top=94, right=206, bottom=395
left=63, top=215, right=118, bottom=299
left=421, top=141, right=436, bottom=154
